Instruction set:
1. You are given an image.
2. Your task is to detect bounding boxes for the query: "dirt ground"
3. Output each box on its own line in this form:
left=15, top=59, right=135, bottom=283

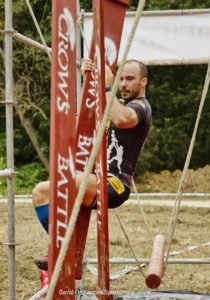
left=1, top=200, right=210, bottom=299
left=135, top=165, right=210, bottom=193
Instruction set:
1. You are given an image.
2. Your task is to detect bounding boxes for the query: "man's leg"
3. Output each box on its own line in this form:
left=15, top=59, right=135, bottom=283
left=32, top=181, right=50, bottom=233
left=32, top=174, right=97, bottom=270
left=32, top=174, right=97, bottom=213
left=75, top=173, right=97, bottom=206
left=32, top=181, right=50, bottom=270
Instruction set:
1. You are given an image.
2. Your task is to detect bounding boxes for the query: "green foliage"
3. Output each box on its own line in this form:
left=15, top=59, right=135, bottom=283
left=0, top=0, right=51, bottom=165
left=0, top=132, right=6, bottom=157
left=0, top=162, right=49, bottom=195
left=0, top=155, right=5, bottom=168
left=13, top=128, right=38, bottom=165
left=79, top=0, right=210, bottom=12
left=131, top=0, right=210, bottom=10
left=135, top=64, right=210, bottom=174
left=80, top=0, right=92, bottom=11
left=0, top=156, right=6, bottom=195
left=15, top=162, right=49, bottom=193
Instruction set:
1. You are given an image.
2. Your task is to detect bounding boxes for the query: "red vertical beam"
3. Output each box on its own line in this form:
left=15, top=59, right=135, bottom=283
left=75, top=0, right=129, bottom=280
left=76, top=0, right=129, bottom=172
left=93, top=1, right=111, bottom=298
left=49, top=1, right=77, bottom=299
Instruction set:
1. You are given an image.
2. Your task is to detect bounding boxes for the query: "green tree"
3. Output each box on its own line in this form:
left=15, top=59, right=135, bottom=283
left=136, top=64, right=210, bottom=174
left=0, top=0, right=51, bottom=167
left=0, top=0, right=210, bottom=184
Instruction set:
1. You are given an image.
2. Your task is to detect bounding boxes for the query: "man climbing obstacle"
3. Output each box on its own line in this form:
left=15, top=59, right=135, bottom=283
left=32, top=59, right=152, bottom=270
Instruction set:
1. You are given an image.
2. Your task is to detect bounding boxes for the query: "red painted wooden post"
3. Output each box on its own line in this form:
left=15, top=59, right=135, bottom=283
left=75, top=0, right=129, bottom=283
left=92, top=0, right=111, bottom=298
left=49, top=1, right=77, bottom=299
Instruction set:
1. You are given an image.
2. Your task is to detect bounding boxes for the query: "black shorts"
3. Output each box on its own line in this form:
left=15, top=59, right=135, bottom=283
left=90, top=176, right=130, bottom=209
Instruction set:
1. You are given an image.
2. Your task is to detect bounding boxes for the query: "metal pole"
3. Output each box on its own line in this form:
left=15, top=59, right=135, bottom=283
left=129, top=192, right=210, bottom=198
left=1, top=31, right=81, bottom=67
left=5, top=0, right=16, bottom=299
left=84, top=8, right=210, bottom=18
left=85, top=258, right=210, bottom=265
left=13, top=32, right=51, bottom=53
left=143, top=57, right=210, bottom=66
left=2, top=32, right=210, bottom=66
left=0, top=192, right=209, bottom=199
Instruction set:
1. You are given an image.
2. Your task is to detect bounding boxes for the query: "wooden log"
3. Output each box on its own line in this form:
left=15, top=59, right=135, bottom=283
left=145, top=234, right=166, bottom=289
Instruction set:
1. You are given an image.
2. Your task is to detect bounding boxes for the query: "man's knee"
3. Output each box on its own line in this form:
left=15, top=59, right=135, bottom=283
left=32, top=181, right=49, bottom=207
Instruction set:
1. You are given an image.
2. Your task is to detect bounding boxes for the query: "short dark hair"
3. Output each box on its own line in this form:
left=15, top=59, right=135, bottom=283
left=125, top=59, right=148, bottom=78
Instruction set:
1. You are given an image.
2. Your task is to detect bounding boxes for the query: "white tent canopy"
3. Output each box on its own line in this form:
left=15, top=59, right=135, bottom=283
left=83, top=9, right=210, bottom=65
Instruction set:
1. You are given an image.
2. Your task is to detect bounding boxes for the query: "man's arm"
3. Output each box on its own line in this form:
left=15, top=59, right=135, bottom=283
left=80, top=59, right=139, bottom=129
left=107, top=93, right=139, bottom=129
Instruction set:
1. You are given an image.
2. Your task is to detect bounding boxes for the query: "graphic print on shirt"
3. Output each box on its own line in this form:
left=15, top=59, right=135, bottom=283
left=107, top=130, right=123, bottom=174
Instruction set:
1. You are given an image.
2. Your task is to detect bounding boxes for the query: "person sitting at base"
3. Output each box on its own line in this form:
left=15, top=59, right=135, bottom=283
left=32, top=59, right=152, bottom=270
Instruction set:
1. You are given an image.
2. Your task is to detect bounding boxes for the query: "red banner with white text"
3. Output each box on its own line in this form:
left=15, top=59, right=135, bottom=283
left=75, top=0, right=129, bottom=283
left=49, top=1, right=77, bottom=299
left=92, top=0, right=111, bottom=298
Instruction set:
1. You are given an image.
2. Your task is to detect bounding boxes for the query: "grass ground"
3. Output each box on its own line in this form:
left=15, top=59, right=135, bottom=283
left=1, top=201, right=210, bottom=299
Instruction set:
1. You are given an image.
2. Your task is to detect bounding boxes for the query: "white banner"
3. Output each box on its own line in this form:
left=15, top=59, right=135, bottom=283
left=83, top=11, right=210, bottom=64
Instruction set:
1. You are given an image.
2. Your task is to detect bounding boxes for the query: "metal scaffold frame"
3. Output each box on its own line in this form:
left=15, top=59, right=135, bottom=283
left=1, top=1, right=210, bottom=298
left=4, top=0, right=16, bottom=299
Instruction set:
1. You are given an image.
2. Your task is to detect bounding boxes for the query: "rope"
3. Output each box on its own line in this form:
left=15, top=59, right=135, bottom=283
left=77, top=11, right=89, bottom=53
left=165, top=61, right=210, bottom=264
left=29, top=285, right=48, bottom=300
left=114, top=209, right=146, bottom=277
left=46, top=1, right=146, bottom=298
left=132, top=178, right=153, bottom=242
left=112, top=179, right=152, bottom=277
left=24, top=0, right=51, bottom=61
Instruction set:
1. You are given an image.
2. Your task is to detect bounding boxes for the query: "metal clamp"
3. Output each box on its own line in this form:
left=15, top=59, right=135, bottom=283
left=0, top=29, right=17, bottom=34
left=0, top=169, right=18, bottom=178
left=0, top=242, right=20, bottom=246
left=0, top=101, right=18, bottom=105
